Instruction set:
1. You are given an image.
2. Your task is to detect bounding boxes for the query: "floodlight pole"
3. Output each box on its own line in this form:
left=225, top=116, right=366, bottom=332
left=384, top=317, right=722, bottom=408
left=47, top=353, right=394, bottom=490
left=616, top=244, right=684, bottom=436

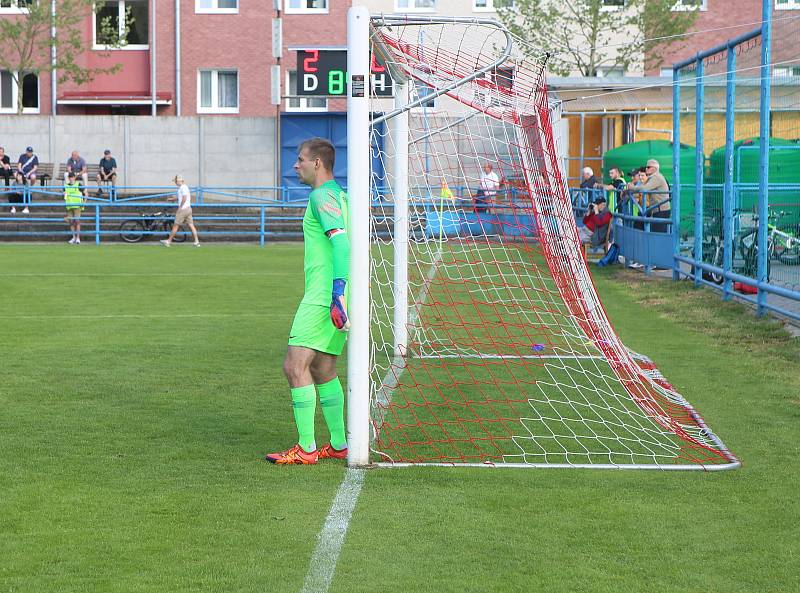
left=346, top=5, right=371, bottom=467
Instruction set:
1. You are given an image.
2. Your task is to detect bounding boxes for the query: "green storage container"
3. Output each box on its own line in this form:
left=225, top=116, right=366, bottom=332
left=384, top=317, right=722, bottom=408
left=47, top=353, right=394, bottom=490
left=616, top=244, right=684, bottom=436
left=707, top=137, right=800, bottom=219
left=602, top=140, right=696, bottom=225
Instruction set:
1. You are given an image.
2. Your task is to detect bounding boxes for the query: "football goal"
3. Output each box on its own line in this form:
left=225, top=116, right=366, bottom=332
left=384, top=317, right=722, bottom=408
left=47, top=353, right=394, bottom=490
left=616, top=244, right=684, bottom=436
left=345, top=7, right=739, bottom=470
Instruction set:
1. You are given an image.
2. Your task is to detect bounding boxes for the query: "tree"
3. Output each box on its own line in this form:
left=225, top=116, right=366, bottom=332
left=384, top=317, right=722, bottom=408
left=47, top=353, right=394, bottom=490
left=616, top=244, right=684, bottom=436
left=0, top=0, right=124, bottom=114
left=496, top=0, right=698, bottom=77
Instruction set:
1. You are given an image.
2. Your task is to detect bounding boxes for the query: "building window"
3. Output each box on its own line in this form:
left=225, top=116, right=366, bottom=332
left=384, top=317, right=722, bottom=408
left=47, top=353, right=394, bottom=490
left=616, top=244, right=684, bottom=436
left=285, top=0, right=328, bottom=14
left=94, top=0, right=149, bottom=49
left=776, top=0, right=800, bottom=9
left=396, top=0, right=436, bottom=11
left=0, top=70, right=39, bottom=113
left=600, top=0, right=625, bottom=9
left=671, top=0, right=707, bottom=11
left=473, top=0, right=515, bottom=10
left=198, top=69, right=239, bottom=113
left=286, top=70, right=327, bottom=112
left=196, top=0, right=238, bottom=13
left=774, top=66, right=800, bottom=76
left=596, top=67, right=625, bottom=78
left=0, top=0, right=33, bottom=13
left=411, top=80, right=436, bottom=111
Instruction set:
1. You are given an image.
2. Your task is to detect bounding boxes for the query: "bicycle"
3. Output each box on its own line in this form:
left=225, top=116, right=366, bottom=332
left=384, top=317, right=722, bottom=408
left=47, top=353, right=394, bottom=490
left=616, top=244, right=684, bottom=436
left=119, top=211, right=187, bottom=243
left=738, top=210, right=800, bottom=267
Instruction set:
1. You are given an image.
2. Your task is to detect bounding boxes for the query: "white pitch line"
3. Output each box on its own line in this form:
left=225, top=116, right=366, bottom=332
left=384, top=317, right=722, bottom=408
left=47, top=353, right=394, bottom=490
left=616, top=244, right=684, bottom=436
left=10, top=312, right=281, bottom=320
left=1, top=272, right=282, bottom=277
left=299, top=251, right=444, bottom=593
left=300, top=469, right=365, bottom=593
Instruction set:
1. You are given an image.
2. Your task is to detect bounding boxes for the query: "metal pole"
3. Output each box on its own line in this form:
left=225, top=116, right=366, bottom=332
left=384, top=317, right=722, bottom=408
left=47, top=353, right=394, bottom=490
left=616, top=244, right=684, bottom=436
left=723, top=46, right=736, bottom=300
left=671, top=67, right=681, bottom=281
left=50, top=0, right=56, bottom=115
left=346, top=6, right=371, bottom=468
left=757, top=0, right=772, bottom=315
left=175, top=0, right=181, bottom=116
left=693, top=57, right=704, bottom=288
left=151, top=0, right=157, bottom=116
left=393, top=80, right=409, bottom=357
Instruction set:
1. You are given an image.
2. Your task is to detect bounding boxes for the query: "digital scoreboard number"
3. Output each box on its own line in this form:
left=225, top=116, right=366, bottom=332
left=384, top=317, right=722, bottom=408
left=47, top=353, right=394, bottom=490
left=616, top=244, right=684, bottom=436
left=296, top=50, right=394, bottom=97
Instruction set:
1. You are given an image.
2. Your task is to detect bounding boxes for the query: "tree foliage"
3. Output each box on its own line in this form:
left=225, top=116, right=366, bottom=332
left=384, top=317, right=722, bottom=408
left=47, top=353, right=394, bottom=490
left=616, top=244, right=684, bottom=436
left=0, top=0, right=123, bottom=113
left=496, top=0, right=698, bottom=77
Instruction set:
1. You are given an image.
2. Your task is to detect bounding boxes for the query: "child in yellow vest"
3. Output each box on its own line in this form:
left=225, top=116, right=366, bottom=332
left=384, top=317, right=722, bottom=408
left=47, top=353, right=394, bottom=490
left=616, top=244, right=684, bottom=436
left=64, top=172, right=83, bottom=244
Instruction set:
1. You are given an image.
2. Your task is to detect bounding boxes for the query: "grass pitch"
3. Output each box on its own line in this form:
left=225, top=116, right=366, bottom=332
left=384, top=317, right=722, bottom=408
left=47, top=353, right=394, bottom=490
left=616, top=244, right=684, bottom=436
left=1, top=244, right=798, bottom=593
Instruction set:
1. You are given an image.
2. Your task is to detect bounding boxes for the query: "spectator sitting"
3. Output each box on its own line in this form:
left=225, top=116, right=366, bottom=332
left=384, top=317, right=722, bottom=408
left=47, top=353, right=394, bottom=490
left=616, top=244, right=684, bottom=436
left=0, top=146, right=12, bottom=187
left=580, top=196, right=613, bottom=252
left=96, top=149, right=117, bottom=197
left=64, top=150, right=89, bottom=196
left=16, top=146, right=38, bottom=185
left=14, top=146, right=37, bottom=214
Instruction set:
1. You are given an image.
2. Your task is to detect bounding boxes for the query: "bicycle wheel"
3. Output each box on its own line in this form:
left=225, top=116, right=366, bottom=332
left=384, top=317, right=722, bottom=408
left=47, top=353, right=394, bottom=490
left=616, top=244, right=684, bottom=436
left=710, top=242, right=725, bottom=285
left=165, top=220, right=188, bottom=243
left=777, top=241, right=800, bottom=265
left=119, top=220, right=145, bottom=243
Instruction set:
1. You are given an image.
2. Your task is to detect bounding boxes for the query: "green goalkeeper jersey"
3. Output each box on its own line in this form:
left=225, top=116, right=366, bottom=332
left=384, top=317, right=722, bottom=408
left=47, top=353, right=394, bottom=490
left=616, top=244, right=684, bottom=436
left=301, top=179, right=349, bottom=307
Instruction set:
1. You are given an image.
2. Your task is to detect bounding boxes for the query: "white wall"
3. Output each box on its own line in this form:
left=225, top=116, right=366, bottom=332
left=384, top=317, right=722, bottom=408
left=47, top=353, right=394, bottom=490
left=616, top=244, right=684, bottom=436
left=0, top=116, right=276, bottom=188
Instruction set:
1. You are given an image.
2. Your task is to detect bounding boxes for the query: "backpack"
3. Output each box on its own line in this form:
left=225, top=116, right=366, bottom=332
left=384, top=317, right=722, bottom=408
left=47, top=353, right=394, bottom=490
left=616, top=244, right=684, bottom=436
left=596, top=243, right=620, bottom=267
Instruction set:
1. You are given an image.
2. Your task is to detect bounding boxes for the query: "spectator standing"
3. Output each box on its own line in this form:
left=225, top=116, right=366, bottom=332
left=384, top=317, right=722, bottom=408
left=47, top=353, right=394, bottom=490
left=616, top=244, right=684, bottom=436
left=160, top=175, right=200, bottom=247
left=579, top=166, right=600, bottom=208
left=63, top=172, right=83, bottom=244
left=476, top=163, right=500, bottom=214
left=640, top=159, right=671, bottom=232
left=601, top=166, right=626, bottom=212
left=96, top=149, right=117, bottom=197
left=64, top=150, right=89, bottom=195
left=15, top=146, right=37, bottom=213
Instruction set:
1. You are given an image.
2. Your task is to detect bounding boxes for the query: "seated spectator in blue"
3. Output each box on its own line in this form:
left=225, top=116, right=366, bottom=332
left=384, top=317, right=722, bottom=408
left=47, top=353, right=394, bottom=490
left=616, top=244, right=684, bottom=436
left=96, top=149, right=117, bottom=197
left=64, top=150, right=89, bottom=195
left=579, top=196, right=613, bottom=251
left=16, top=146, right=38, bottom=187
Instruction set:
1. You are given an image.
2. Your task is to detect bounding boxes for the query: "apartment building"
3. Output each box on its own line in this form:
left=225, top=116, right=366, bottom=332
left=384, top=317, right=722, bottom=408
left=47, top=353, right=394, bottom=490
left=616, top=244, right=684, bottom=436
left=0, top=0, right=348, bottom=116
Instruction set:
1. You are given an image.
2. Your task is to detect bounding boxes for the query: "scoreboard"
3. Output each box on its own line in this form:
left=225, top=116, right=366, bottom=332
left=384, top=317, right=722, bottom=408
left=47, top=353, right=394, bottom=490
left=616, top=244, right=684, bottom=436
left=296, top=50, right=394, bottom=97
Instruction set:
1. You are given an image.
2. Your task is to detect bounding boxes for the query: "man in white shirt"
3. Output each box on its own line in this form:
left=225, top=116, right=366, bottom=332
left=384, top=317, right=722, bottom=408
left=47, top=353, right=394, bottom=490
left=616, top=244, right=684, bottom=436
left=475, top=163, right=500, bottom=214
left=161, top=175, right=200, bottom=247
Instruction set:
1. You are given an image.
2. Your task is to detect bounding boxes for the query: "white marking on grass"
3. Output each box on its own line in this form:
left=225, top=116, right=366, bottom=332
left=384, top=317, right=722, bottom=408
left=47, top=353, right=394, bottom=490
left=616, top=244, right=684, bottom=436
left=1, top=272, right=282, bottom=277
left=11, top=312, right=281, bottom=320
left=300, top=469, right=365, bottom=593
left=299, top=250, right=444, bottom=593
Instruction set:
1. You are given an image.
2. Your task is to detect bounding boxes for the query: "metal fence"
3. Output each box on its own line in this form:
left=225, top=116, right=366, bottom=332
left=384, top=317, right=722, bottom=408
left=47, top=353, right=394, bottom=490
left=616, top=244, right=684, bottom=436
left=672, top=1, right=800, bottom=322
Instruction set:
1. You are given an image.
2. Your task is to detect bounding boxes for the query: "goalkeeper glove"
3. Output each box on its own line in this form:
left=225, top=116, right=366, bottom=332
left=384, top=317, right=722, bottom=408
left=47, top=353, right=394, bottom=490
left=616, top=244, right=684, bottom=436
left=330, top=279, right=350, bottom=331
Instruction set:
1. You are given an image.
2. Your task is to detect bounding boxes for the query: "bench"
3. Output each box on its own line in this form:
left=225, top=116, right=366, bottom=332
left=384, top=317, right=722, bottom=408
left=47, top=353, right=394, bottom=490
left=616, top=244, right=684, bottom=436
left=33, top=162, right=56, bottom=186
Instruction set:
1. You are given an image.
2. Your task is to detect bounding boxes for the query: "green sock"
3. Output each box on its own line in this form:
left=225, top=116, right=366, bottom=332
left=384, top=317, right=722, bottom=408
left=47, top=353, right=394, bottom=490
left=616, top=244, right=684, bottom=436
left=291, top=384, right=317, bottom=452
left=317, top=377, right=347, bottom=451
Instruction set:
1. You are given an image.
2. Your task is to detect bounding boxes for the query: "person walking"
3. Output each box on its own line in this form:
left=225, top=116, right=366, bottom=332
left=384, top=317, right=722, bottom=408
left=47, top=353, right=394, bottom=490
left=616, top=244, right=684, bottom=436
left=160, top=175, right=200, bottom=247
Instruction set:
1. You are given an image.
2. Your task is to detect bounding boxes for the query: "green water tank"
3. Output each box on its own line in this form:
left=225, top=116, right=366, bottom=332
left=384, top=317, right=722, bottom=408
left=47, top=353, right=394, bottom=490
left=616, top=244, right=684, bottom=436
left=602, top=139, right=696, bottom=186
left=707, top=137, right=800, bottom=218
left=602, top=140, right=696, bottom=224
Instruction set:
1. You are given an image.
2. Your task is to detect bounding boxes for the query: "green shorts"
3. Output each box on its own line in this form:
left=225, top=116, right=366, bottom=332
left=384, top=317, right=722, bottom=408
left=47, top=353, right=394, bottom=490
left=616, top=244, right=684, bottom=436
left=288, top=302, right=347, bottom=356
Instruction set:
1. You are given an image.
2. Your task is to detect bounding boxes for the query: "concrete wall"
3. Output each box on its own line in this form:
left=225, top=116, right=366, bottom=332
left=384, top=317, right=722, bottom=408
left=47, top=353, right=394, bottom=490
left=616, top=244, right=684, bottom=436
left=0, top=116, right=276, bottom=188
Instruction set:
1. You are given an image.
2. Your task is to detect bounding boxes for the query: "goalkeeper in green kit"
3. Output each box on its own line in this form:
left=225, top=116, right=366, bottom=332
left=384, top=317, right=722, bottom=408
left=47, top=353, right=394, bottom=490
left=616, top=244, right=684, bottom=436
left=266, top=138, right=351, bottom=465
